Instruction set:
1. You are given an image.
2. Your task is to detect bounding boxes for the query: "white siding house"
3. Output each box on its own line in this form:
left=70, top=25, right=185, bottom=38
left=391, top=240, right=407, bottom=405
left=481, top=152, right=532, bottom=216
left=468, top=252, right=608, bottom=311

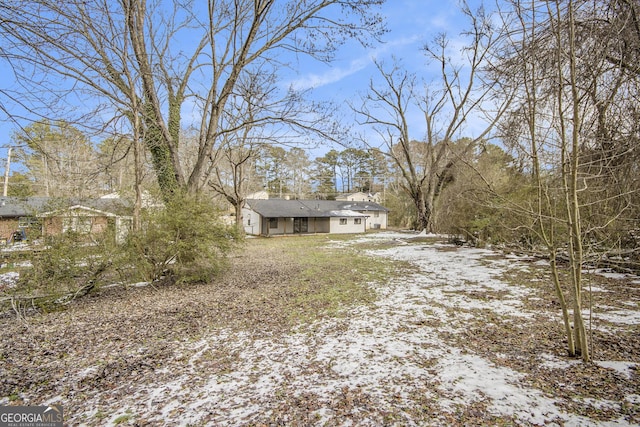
left=335, top=192, right=382, bottom=203
left=242, top=199, right=389, bottom=236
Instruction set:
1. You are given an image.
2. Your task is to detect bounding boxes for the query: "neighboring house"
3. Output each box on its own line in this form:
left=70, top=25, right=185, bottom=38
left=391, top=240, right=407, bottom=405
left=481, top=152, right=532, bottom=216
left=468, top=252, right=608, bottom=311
left=0, top=197, right=133, bottom=243
left=0, top=197, right=50, bottom=242
left=245, top=190, right=269, bottom=200
left=242, top=199, right=389, bottom=236
left=336, top=192, right=382, bottom=203
left=38, top=199, right=133, bottom=243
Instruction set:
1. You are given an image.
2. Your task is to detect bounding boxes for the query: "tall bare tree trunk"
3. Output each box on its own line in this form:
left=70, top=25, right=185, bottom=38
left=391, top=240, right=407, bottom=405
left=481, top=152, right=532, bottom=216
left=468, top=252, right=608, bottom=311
left=550, top=0, right=589, bottom=361
left=133, top=121, right=143, bottom=233
left=566, top=0, right=589, bottom=361
left=414, top=192, right=431, bottom=232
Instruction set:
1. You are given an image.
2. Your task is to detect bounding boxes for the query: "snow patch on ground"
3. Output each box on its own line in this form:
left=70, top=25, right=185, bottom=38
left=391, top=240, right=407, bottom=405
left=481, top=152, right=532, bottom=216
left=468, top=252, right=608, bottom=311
left=0, top=271, right=19, bottom=290
left=538, top=353, right=582, bottom=370
left=370, top=244, right=535, bottom=319
left=597, top=309, right=640, bottom=325
left=60, top=231, right=639, bottom=426
left=592, top=269, right=635, bottom=280
left=595, top=361, right=638, bottom=379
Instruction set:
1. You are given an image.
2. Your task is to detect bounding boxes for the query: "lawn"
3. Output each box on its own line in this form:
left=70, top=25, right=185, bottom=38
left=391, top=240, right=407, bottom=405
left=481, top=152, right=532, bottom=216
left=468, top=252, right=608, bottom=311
left=0, top=231, right=638, bottom=425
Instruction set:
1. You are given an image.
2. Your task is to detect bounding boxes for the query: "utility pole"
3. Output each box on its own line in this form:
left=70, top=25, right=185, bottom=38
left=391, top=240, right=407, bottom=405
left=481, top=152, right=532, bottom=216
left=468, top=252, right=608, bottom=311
left=3, top=147, right=11, bottom=197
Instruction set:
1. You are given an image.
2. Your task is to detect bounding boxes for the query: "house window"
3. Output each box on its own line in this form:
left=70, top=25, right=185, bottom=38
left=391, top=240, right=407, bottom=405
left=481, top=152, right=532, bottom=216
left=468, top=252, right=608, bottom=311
left=339, top=218, right=347, bottom=225
left=354, top=218, right=362, bottom=225
left=247, top=218, right=251, bottom=226
left=18, top=217, right=39, bottom=228
left=62, top=217, right=92, bottom=233
left=269, top=218, right=278, bottom=229
left=374, top=211, right=380, bottom=218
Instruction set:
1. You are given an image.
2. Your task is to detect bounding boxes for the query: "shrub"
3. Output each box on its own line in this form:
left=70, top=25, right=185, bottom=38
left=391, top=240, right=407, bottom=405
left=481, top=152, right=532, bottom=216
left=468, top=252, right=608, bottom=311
left=17, top=229, right=117, bottom=305
left=122, top=193, right=240, bottom=285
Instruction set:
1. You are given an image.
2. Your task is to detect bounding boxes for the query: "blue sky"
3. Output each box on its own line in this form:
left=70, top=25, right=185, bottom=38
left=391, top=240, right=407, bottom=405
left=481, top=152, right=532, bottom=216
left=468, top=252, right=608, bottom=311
left=289, top=0, right=494, bottom=158
left=287, top=0, right=483, bottom=149
left=0, top=0, right=485, bottom=170
left=288, top=0, right=463, bottom=91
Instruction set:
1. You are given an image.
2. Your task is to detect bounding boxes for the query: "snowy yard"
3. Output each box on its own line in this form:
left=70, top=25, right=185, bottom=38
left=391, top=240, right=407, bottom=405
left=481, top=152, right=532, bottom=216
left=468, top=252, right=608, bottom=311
left=1, top=231, right=638, bottom=425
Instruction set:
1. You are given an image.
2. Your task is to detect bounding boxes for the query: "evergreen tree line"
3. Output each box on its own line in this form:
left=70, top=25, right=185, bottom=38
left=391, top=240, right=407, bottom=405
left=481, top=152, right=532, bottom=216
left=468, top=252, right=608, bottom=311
left=8, top=123, right=386, bottom=201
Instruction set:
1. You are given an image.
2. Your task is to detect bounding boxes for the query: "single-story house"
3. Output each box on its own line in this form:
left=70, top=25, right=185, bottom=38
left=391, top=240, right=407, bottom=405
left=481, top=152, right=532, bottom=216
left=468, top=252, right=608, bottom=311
left=0, top=197, right=133, bottom=243
left=242, top=199, right=389, bottom=236
left=38, top=199, right=133, bottom=243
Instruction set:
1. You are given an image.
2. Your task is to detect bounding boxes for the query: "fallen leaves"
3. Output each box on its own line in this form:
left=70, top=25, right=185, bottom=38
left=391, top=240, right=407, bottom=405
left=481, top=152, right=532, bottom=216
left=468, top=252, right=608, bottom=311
left=0, top=233, right=638, bottom=425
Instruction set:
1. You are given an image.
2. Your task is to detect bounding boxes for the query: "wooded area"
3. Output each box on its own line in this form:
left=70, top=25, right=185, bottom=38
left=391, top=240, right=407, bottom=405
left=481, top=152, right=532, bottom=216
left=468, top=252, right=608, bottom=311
left=0, top=0, right=638, bottom=364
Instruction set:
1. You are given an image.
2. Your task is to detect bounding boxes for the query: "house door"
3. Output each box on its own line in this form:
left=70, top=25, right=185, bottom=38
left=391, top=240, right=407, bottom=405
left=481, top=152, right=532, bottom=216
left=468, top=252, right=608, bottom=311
left=293, top=217, right=308, bottom=233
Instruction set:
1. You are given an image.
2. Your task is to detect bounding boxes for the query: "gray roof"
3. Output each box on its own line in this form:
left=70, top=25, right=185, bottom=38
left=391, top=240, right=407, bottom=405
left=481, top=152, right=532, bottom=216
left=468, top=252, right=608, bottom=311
left=245, top=199, right=388, bottom=218
left=0, top=197, right=132, bottom=218
left=0, top=197, right=51, bottom=218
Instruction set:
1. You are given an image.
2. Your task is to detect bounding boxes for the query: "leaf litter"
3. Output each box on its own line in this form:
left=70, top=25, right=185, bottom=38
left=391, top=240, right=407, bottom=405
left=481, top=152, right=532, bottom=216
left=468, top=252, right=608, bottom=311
left=0, top=231, right=638, bottom=426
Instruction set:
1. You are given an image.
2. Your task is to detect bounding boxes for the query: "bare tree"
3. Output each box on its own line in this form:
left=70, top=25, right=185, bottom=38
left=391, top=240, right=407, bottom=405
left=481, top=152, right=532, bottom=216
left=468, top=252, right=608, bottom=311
left=495, top=0, right=640, bottom=361
left=598, top=0, right=640, bottom=76
left=207, top=86, right=266, bottom=233
left=207, top=64, right=333, bottom=230
left=0, top=0, right=385, bottom=201
left=208, top=128, right=260, bottom=233
left=353, top=3, right=511, bottom=232
left=496, top=0, right=591, bottom=361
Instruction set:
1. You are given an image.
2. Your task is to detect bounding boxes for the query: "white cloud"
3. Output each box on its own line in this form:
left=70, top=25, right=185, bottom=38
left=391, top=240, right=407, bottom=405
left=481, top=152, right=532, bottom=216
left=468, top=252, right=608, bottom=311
left=287, top=57, right=370, bottom=91
left=286, top=35, right=422, bottom=91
